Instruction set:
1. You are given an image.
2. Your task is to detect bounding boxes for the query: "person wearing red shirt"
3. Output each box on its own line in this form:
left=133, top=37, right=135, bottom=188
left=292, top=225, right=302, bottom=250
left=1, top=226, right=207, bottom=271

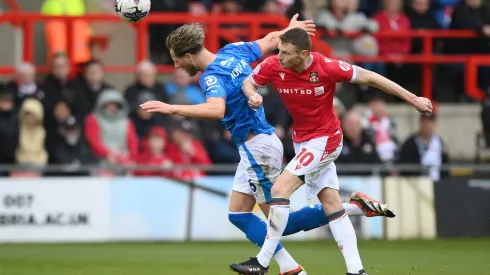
left=373, top=0, right=411, bottom=57
left=135, top=126, right=173, bottom=178
left=231, top=28, right=432, bottom=275
left=165, top=120, right=212, bottom=181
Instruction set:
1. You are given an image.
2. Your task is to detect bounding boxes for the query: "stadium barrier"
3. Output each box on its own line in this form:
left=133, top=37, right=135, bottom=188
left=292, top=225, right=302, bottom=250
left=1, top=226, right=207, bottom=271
left=0, top=176, right=385, bottom=243
left=434, top=178, right=490, bottom=237
left=0, top=12, right=487, bottom=101
left=1, top=164, right=488, bottom=242
left=384, top=177, right=436, bottom=240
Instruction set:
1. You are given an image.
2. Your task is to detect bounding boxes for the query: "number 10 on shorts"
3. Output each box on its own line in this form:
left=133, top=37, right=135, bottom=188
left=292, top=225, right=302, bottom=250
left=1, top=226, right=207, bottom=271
left=295, top=148, right=314, bottom=170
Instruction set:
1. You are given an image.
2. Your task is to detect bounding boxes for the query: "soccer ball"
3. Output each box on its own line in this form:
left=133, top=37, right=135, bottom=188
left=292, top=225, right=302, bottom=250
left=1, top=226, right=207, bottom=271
left=114, top=0, right=151, bottom=23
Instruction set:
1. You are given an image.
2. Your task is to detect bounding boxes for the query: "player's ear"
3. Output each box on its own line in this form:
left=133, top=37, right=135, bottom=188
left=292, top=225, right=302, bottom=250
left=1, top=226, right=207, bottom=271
left=300, top=50, right=309, bottom=58
left=184, top=53, right=193, bottom=61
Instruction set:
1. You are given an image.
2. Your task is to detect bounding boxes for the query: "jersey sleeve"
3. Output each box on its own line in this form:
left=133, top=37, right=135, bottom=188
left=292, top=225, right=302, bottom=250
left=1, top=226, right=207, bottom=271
left=322, top=57, right=358, bottom=83
left=230, top=41, right=263, bottom=63
left=199, top=74, right=227, bottom=100
left=250, top=57, right=274, bottom=88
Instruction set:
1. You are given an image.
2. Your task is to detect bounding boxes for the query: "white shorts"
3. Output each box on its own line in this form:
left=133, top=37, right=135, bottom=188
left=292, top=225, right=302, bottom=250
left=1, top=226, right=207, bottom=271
left=284, top=131, right=343, bottom=198
left=233, top=133, right=283, bottom=204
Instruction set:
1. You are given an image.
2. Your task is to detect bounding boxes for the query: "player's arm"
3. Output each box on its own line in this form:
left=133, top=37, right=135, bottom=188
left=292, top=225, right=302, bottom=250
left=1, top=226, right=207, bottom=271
left=242, top=76, right=259, bottom=98
left=141, top=75, right=226, bottom=119
left=140, top=98, right=225, bottom=120
left=242, top=58, right=273, bottom=109
left=169, top=98, right=225, bottom=119
left=354, top=66, right=431, bottom=112
left=324, top=58, right=432, bottom=113
left=256, top=14, right=315, bottom=56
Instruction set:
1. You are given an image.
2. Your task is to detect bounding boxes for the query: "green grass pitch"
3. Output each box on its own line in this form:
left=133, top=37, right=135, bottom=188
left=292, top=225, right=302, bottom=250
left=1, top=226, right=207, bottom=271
left=0, top=239, right=489, bottom=275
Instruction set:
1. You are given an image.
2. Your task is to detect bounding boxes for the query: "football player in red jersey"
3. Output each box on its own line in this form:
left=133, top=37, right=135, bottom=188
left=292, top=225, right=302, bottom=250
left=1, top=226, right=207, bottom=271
left=230, top=28, right=432, bottom=275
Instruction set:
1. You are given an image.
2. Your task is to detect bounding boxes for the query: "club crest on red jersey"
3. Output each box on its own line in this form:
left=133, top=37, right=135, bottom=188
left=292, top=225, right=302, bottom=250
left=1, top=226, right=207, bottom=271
left=309, top=72, right=319, bottom=83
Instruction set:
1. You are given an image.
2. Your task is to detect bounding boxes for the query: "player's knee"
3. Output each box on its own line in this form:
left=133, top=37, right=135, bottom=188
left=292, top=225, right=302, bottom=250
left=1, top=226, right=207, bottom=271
left=271, top=183, right=288, bottom=198
left=319, top=188, right=343, bottom=213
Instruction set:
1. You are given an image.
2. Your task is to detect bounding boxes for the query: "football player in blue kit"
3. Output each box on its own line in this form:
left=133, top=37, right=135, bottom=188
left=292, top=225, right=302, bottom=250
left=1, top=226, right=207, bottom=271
left=140, top=15, right=394, bottom=275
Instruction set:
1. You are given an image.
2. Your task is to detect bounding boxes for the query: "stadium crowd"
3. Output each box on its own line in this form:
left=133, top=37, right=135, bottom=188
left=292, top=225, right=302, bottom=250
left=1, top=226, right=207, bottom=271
left=3, top=0, right=490, bottom=180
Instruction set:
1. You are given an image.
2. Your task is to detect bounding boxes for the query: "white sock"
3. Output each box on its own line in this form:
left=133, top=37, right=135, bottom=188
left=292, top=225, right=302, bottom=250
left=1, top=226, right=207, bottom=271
left=257, top=201, right=290, bottom=268
left=328, top=210, right=363, bottom=274
left=343, top=202, right=365, bottom=216
left=273, top=248, right=299, bottom=274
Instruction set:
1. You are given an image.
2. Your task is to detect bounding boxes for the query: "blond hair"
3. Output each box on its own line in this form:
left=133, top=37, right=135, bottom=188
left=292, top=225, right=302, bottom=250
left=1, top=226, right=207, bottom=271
left=166, top=23, right=205, bottom=57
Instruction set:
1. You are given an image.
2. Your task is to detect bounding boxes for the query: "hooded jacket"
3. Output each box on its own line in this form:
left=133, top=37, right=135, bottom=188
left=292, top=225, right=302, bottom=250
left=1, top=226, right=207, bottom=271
left=84, top=89, right=138, bottom=161
left=16, top=98, right=48, bottom=165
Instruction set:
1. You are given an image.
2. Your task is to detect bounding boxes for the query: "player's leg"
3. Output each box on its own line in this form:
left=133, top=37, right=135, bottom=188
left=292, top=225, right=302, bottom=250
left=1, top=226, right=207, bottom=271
left=312, top=147, right=366, bottom=275
left=231, top=139, right=317, bottom=274
left=228, top=191, right=302, bottom=274
left=228, top=134, right=304, bottom=275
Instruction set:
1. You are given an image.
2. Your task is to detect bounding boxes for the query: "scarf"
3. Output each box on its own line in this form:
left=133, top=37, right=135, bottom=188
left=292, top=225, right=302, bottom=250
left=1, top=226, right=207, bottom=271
left=416, top=135, right=442, bottom=181
left=367, top=112, right=396, bottom=162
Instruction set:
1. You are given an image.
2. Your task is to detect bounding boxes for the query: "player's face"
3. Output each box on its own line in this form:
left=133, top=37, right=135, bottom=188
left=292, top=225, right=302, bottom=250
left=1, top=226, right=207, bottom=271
left=277, top=42, right=308, bottom=69
left=170, top=50, right=199, bottom=77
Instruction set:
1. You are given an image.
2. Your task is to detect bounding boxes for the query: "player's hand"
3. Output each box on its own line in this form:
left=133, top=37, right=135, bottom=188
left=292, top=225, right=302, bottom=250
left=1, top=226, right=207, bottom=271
left=288, top=13, right=316, bottom=36
left=248, top=93, right=263, bottom=109
left=411, top=97, right=433, bottom=113
left=140, top=101, right=174, bottom=114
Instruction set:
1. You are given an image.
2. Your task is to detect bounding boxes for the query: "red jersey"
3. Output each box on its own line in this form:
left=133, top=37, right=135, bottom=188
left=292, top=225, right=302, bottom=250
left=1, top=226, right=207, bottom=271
left=250, top=52, right=358, bottom=142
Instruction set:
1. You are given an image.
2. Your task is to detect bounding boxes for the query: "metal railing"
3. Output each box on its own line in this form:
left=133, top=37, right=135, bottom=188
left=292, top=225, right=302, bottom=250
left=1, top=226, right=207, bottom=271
left=0, top=12, right=487, bottom=101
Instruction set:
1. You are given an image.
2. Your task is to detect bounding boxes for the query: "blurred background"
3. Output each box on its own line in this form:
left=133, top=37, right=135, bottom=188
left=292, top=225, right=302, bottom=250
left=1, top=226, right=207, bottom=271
left=0, top=0, right=489, bottom=274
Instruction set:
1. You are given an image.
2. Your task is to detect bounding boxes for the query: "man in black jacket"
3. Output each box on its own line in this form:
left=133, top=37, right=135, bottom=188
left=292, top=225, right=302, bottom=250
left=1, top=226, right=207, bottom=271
left=398, top=112, right=449, bottom=180
left=0, top=88, right=18, bottom=174
left=337, top=110, right=382, bottom=176
left=125, top=60, right=168, bottom=113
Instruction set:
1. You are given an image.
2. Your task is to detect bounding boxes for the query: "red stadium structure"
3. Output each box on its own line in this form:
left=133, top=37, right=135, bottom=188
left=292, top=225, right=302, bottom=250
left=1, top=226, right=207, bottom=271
left=0, top=7, right=486, bottom=101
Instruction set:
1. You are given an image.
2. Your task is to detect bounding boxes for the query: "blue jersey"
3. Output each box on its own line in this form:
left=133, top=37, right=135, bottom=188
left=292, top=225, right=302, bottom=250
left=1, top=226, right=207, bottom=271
left=199, top=42, right=275, bottom=146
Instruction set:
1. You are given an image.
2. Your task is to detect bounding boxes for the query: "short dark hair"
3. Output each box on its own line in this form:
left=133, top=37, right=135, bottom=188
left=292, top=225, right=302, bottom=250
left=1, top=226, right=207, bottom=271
left=84, top=59, right=103, bottom=69
left=279, top=28, right=312, bottom=52
left=166, top=24, right=205, bottom=57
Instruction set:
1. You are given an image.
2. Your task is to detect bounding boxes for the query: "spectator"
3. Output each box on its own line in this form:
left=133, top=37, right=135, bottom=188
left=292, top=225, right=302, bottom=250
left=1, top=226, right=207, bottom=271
left=71, top=59, right=112, bottom=119
left=0, top=89, right=19, bottom=169
left=434, top=0, right=460, bottom=29
left=41, top=53, right=74, bottom=113
left=362, top=94, right=398, bottom=164
left=301, top=0, right=328, bottom=20
left=405, top=0, right=444, bottom=95
left=45, top=100, right=73, bottom=155
left=373, top=0, right=411, bottom=84
left=358, top=0, right=381, bottom=17
left=317, top=0, right=379, bottom=57
left=149, top=0, right=188, bottom=64
left=47, top=116, right=96, bottom=176
left=135, top=126, right=174, bottom=178
left=5, top=62, right=45, bottom=109
left=84, top=89, right=139, bottom=165
left=337, top=110, right=382, bottom=175
left=166, top=120, right=212, bottom=181
left=124, top=60, right=168, bottom=112
left=398, top=110, right=449, bottom=181
left=483, top=91, right=490, bottom=147
left=448, top=0, right=490, bottom=54
left=261, top=0, right=287, bottom=29
left=408, top=0, right=442, bottom=54
left=129, top=91, right=164, bottom=140
left=15, top=98, right=48, bottom=166
left=201, top=120, right=240, bottom=164
left=333, top=96, right=346, bottom=118
left=165, top=69, right=205, bottom=105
